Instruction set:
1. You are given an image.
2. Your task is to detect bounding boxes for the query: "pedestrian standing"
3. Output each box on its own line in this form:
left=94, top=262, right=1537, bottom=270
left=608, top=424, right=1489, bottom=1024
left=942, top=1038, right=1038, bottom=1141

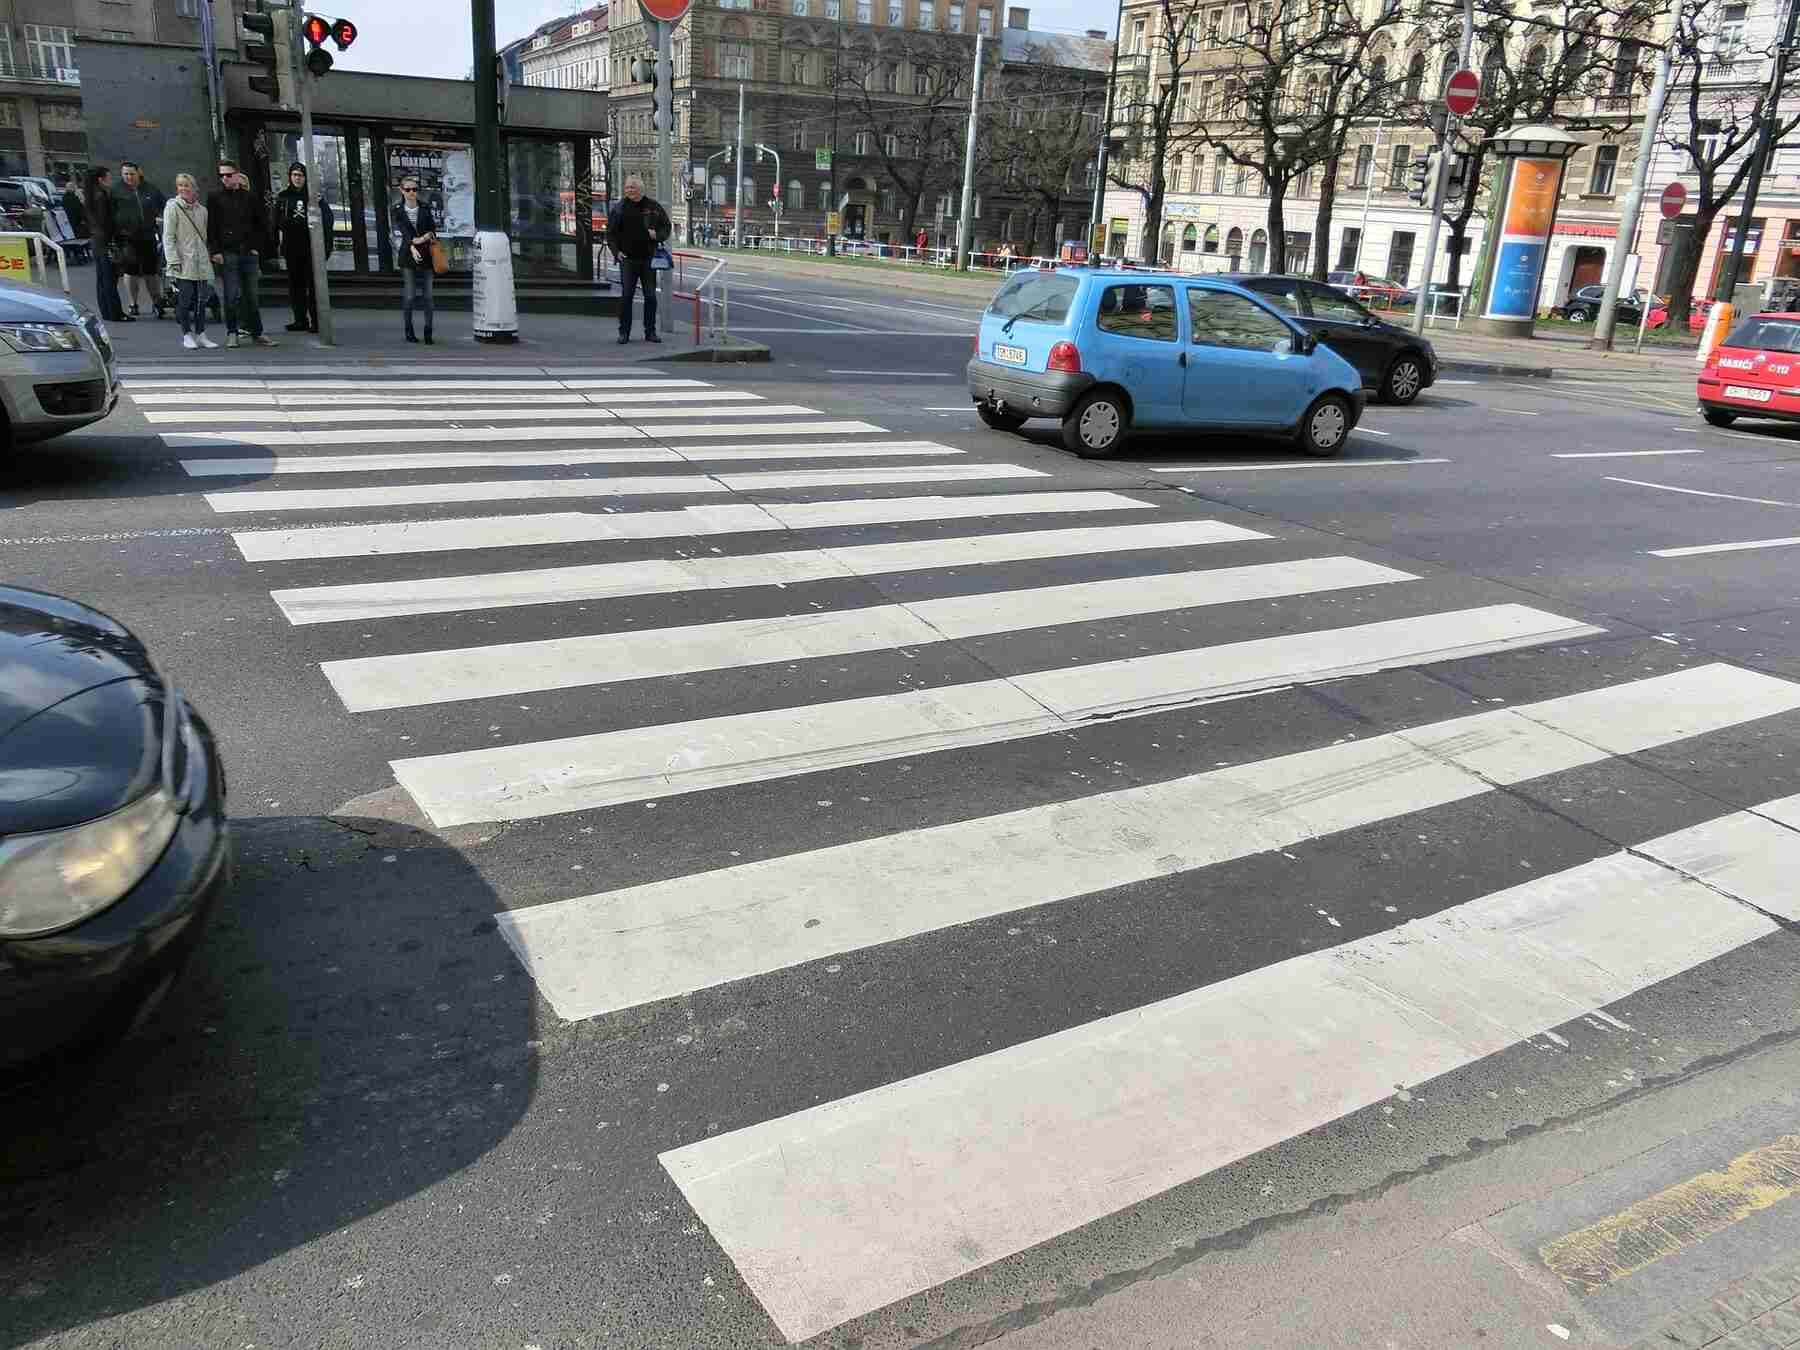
left=393, top=176, right=437, bottom=344
left=111, top=162, right=167, bottom=319
left=59, top=176, right=86, bottom=242
left=605, top=174, right=670, bottom=345
left=161, top=174, right=219, bottom=350
left=206, top=159, right=278, bottom=349
left=274, top=162, right=333, bottom=333
left=83, top=167, right=126, bottom=322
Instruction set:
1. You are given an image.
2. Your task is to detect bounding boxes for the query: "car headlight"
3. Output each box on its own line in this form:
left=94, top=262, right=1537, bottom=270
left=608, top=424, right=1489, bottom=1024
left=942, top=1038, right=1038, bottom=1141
left=0, top=788, right=181, bottom=938
left=0, top=321, right=83, bottom=354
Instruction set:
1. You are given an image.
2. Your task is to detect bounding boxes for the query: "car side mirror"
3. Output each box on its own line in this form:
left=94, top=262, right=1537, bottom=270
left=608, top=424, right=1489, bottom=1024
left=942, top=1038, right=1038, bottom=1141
left=1295, top=330, right=1317, bottom=355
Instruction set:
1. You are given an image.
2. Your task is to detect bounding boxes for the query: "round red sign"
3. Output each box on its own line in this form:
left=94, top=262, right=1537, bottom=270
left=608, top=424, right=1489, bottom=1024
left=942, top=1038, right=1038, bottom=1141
left=1660, top=181, right=1688, bottom=220
left=1445, top=69, right=1479, bottom=117
left=640, top=0, right=690, bottom=21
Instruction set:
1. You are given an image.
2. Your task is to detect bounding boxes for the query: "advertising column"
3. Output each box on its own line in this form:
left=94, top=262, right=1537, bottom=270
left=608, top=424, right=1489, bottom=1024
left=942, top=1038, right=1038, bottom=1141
left=1475, top=154, right=1565, bottom=337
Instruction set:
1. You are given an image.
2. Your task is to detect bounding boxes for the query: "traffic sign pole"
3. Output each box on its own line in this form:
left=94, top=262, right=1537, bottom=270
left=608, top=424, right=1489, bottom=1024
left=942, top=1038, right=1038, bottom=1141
left=1411, top=0, right=1474, bottom=338
left=1590, top=41, right=1672, bottom=352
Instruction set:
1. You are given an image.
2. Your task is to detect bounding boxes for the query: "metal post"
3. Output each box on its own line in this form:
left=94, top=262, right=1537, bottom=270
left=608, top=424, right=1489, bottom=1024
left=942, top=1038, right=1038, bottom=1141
left=1412, top=0, right=1474, bottom=335
left=199, top=0, right=225, bottom=159
left=1088, top=0, right=1126, bottom=243
left=656, top=18, right=674, bottom=321
left=471, top=0, right=518, bottom=340
left=1353, top=118, right=1386, bottom=273
left=1592, top=43, right=1672, bottom=349
left=956, top=29, right=983, bottom=270
left=1714, top=0, right=1800, bottom=306
left=757, top=143, right=782, bottom=242
left=827, top=0, right=843, bottom=256
left=295, top=24, right=334, bottom=346
left=734, top=82, right=745, bottom=247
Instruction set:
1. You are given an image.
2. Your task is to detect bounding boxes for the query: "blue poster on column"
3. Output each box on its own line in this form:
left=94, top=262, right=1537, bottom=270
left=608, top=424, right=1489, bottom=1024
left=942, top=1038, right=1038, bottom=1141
left=1489, top=241, right=1546, bottom=319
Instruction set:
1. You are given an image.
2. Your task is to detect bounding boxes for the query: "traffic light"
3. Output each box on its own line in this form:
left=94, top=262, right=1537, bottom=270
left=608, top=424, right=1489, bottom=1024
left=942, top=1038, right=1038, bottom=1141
left=330, top=18, right=357, bottom=49
left=241, top=6, right=296, bottom=107
left=300, top=14, right=334, bottom=76
left=631, top=53, right=662, bottom=129
left=1444, top=151, right=1471, bottom=205
left=1406, top=153, right=1436, bottom=205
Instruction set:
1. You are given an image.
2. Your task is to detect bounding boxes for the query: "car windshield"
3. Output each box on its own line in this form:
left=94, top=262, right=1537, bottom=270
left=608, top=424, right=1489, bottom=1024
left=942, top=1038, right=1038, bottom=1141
left=986, top=272, right=1079, bottom=324
left=1724, top=318, right=1800, bottom=353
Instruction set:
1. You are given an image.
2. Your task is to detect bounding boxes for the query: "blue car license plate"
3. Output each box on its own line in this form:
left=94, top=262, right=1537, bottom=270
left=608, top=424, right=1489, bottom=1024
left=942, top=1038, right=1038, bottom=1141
left=994, top=343, right=1026, bottom=366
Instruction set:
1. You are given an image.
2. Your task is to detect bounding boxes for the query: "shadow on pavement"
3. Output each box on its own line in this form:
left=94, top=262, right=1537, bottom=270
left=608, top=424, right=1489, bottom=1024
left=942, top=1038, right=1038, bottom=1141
left=0, top=814, right=535, bottom=1346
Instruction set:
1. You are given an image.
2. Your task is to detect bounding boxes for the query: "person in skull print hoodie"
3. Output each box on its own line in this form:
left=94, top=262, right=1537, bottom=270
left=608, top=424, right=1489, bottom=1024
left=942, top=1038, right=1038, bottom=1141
left=273, top=162, right=334, bottom=333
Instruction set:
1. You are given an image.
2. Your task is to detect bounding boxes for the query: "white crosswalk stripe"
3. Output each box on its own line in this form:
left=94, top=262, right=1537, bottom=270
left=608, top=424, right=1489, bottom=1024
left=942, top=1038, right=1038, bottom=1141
left=135, top=367, right=1800, bottom=1346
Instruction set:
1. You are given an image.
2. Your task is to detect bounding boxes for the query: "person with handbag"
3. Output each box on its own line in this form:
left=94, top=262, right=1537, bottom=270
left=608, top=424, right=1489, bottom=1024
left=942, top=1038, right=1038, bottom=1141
left=83, top=167, right=127, bottom=323
left=275, top=162, right=334, bottom=333
left=394, top=176, right=438, bottom=344
left=161, top=173, right=219, bottom=350
left=605, top=174, right=671, bottom=345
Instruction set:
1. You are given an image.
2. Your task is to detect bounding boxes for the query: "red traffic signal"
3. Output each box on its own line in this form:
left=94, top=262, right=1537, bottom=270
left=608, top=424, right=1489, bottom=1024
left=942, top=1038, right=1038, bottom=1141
left=300, top=13, right=330, bottom=46
left=330, top=17, right=357, bottom=50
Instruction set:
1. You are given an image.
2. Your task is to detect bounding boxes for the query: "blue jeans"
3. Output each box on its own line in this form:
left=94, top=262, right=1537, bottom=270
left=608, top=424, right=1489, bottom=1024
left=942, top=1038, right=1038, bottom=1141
left=175, top=278, right=211, bottom=336
left=217, top=249, right=263, bottom=337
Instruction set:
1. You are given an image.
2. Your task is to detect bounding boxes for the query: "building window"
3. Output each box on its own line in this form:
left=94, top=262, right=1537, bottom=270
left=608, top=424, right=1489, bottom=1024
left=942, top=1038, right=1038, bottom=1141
left=1337, top=226, right=1361, bottom=270
left=1234, top=165, right=1247, bottom=194
left=1212, top=158, right=1224, bottom=192
left=793, top=0, right=811, bottom=13
left=1181, top=224, right=1198, bottom=253
left=1131, top=17, right=1146, bottom=52
left=978, top=6, right=993, bottom=33
left=889, top=0, right=903, bottom=23
left=827, top=0, right=842, bottom=15
left=1590, top=144, right=1619, bottom=194
left=920, top=0, right=936, bottom=28
left=857, top=0, right=873, bottom=20
left=818, top=179, right=832, bottom=209
left=880, top=187, right=896, bottom=213
left=791, top=121, right=807, bottom=149
left=24, top=25, right=76, bottom=81
left=1389, top=141, right=1411, bottom=189
left=1717, top=3, right=1748, bottom=66
left=948, top=3, right=963, bottom=29
left=719, top=40, right=753, bottom=79
left=884, top=131, right=898, bottom=157
left=1404, top=51, right=1425, bottom=101
left=711, top=174, right=728, bottom=205
left=853, top=129, right=872, bottom=154
left=1352, top=143, right=1373, bottom=187
left=914, top=67, right=928, bottom=93
left=883, top=62, right=899, bottom=91
left=787, top=178, right=804, bottom=209
left=1388, top=230, right=1416, bottom=284
left=176, top=0, right=201, bottom=16
left=1610, top=39, right=1639, bottom=94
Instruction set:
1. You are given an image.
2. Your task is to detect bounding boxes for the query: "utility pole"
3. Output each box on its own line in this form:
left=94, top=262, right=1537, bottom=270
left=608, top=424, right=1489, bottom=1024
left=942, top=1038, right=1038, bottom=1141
left=734, top=81, right=745, bottom=246
left=1088, top=0, right=1127, bottom=249
left=1711, top=0, right=1800, bottom=318
left=292, top=12, right=335, bottom=346
left=1591, top=43, right=1673, bottom=350
left=827, top=0, right=843, bottom=255
left=470, top=0, right=518, bottom=340
left=1353, top=119, right=1386, bottom=274
left=956, top=28, right=983, bottom=269
left=655, top=18, right=674, bottom=318
left=1411, top=0, right=1474, bottom=335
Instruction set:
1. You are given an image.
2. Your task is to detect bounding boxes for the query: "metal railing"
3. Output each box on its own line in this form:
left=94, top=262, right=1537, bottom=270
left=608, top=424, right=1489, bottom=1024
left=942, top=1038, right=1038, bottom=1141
left=0, top=232, right=70, bottom=294
left=673, top=249, right=729, bottom=343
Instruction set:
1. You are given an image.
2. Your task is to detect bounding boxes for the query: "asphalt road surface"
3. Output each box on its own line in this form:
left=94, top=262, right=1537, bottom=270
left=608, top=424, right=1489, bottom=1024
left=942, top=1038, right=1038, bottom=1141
left=5, top=290, right=1800, bottom=1350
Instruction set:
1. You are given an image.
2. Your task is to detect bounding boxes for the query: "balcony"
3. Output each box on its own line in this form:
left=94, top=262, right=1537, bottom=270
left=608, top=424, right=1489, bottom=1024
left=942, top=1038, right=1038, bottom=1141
left=0, top=57, right=80, bottom=86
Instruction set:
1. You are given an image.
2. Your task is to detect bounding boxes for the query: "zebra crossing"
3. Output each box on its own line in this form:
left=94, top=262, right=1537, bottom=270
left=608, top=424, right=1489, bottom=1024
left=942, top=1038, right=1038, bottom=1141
left=132, top=362, right=1800, bottom=1344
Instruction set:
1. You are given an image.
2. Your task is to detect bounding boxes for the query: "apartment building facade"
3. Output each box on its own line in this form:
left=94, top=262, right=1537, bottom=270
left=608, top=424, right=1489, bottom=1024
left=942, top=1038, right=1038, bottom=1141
left=519, top=5, right=612, bottom=92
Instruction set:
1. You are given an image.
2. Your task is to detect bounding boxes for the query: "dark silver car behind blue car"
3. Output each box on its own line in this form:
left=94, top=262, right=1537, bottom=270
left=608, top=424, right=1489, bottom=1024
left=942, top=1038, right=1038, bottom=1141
left=0, top=279, right=119, bottom=453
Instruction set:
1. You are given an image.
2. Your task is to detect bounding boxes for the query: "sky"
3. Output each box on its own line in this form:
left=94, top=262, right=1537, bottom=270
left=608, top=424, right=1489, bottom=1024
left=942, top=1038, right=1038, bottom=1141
left=335, top=0, right=1116, bottom=81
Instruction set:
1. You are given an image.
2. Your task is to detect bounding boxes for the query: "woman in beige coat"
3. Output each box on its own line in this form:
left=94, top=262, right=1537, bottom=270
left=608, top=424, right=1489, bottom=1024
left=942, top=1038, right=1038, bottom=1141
left=161, top=173, right=219, bottom=350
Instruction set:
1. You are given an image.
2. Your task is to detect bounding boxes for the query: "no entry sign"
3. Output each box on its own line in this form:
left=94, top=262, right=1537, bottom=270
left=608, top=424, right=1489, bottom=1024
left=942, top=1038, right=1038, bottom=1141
left=641, top=0, right=690, bottom=21
left=1660, top=181, right=1688, bottom=219
left=1445, top=69, right=1479, bottom=117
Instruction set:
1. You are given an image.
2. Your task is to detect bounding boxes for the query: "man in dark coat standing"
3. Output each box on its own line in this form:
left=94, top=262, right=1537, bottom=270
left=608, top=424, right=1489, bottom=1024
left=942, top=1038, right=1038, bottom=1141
left=110, top=162, right=166, bottom=318
left=206, top=158, right=278, bottom=348
left=274, top=162, right=333, bottom=333
left=605, top=174, right=671, bottom=345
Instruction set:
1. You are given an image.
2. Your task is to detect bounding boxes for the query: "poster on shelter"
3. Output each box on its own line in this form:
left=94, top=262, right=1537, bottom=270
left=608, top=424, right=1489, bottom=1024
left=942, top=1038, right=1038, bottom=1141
left=386, top=141, right=475, bottom=240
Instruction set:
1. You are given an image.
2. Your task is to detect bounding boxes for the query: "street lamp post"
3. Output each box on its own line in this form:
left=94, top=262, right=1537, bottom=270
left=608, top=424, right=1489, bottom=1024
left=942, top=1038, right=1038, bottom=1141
left=470, top=0, right=519, bottom=340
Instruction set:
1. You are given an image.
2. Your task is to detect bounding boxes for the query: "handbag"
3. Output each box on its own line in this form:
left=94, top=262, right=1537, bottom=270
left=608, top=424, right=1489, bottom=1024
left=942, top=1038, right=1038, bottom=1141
left=650, top=245, right=672, bottom=272
left=429, top=239, right=449, bottom=275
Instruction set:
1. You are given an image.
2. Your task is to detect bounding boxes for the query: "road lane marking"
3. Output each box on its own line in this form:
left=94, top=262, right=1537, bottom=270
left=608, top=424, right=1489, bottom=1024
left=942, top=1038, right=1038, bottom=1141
left=656, top=793, right=1792, bottom=1342
left=1356, top=428, right=1392, bottom=437
left=1540, top=1130, right=1800, bottom=1292
left=204, top=463, right=1050, bottom=513
left=1150, top=458, right=1449, bottom=472
left=395, top=604, right=1602, bottom=826
left=181, top=441, right=967, bottom=477
left=271, top=519, right=1270, bottom=623
left=1650, top=533, right=1800, bottom=558
left=230, top=491, right=1156, bottom=562
left=1496, top=408, right=1542, bottom=415
left=143, top=399, right=794, bottom=425
left=1605, top=477, right=1800, bottom=508
left=126, top=377, right=709, bottom=393
left=1552, top=449, right=1704, bottom=458
left=324, top=557, right=1403, bottom=709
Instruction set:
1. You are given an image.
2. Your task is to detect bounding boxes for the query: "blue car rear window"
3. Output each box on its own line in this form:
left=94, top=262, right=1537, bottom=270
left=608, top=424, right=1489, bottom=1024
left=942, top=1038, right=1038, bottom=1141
left=986, top=272, right=1080, bottom=323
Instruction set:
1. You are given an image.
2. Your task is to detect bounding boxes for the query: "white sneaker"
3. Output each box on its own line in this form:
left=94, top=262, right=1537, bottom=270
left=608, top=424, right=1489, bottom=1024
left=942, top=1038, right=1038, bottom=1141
left=196, top=334, right=220, bottom=349
left=182, top=333, right=197, bottom=350
left=225, top=333, right=240, bottom=348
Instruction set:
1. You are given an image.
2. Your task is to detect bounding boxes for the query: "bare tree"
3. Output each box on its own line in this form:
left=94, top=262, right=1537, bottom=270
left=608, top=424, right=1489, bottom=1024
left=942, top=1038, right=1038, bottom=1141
left=982, top=46, right=1107, bottom=256
left=1106, top=0, right=1205, bottom=262
left=1655, top=0, right=1800, bottom=326
left=833, top=29, right=981, bottom=240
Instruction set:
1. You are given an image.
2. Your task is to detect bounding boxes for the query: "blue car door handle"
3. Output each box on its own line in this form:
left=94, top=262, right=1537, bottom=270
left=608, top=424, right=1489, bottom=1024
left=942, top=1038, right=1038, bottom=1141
left=1179, top=351, right=1187, bottom=367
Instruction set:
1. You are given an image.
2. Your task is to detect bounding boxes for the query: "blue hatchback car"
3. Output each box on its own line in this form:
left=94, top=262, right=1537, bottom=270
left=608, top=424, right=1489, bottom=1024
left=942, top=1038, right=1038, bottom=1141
left=966, top=267, right=1366, bottom=459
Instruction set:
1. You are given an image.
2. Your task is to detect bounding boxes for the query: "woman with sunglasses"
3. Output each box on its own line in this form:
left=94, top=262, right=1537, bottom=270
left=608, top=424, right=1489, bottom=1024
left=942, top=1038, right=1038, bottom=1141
left=393, top=177, right=437, bottom=344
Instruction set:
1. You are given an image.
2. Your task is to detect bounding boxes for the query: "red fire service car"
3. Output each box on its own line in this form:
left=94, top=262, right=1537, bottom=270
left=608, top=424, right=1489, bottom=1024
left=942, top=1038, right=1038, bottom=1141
left=1697, top=311, right=1800, bottom=428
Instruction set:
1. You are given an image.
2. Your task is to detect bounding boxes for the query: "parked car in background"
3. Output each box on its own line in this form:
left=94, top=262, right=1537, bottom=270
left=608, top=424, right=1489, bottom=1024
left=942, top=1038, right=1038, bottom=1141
left=967, top=266, right=1365, bottom=458
left=1326, top=270, right=1417, bottom=309
left=1223, top=273, right=1438, bottom=404
left=1695, top=310, right=1800, bottom=428
left=0, top=587, right=229, bottom=1072
left=1559, top=285, right=1668, bottom=328
left=0, top=280, right=118, bottom=455
left=0, top=178, right=48, bottom=236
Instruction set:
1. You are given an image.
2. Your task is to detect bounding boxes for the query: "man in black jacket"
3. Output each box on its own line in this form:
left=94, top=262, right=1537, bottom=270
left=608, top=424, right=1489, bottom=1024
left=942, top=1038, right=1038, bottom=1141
left=206, top=159, right=278, bottom=348
left=110, top=162, right=166, bottom=318
left=605, top=175, right=671, bottom=345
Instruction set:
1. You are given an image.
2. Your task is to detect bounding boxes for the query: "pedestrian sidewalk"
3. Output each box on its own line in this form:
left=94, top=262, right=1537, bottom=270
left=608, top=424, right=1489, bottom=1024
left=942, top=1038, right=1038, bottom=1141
left=104, top=303, right=767, bottom=367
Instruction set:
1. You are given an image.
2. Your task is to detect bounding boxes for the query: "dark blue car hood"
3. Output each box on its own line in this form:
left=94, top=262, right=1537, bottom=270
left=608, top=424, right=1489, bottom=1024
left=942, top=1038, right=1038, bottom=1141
left=0, top=588, right=164, bottom=834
